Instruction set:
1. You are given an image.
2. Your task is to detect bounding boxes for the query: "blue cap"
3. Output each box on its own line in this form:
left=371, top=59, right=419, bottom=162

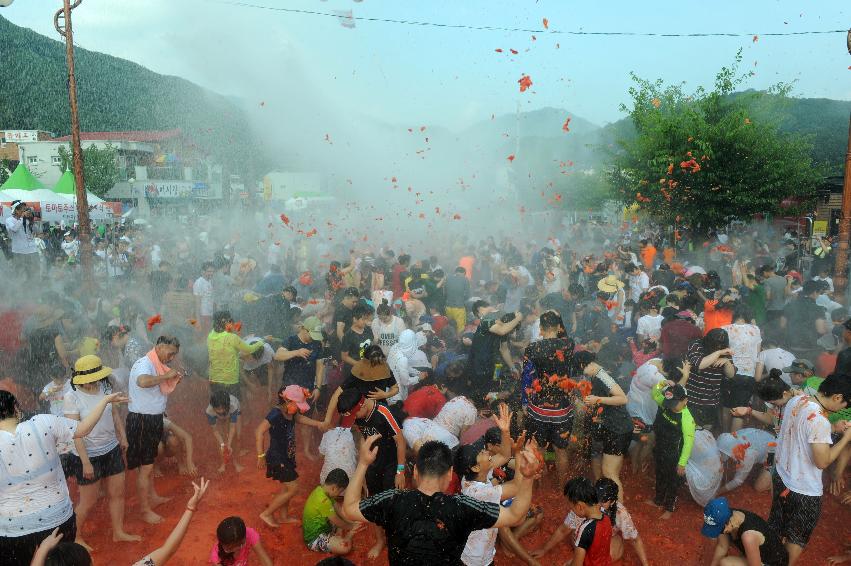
left=701, top=497, right=732, bottom=538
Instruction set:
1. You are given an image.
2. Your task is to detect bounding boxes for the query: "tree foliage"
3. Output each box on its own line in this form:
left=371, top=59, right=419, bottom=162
left=57, top=143, right=119, bottom=197
left=611, top=51, right=823, bottom=229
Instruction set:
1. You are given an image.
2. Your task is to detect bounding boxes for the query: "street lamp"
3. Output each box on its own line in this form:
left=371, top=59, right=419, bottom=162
left=54, top=0, right=93, bottom=288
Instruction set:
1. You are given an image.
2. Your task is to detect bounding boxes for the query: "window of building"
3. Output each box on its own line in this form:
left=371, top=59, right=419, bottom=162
left=27, top=156, right=38, bottom=165
left=52, top=156, right=62, bottom=165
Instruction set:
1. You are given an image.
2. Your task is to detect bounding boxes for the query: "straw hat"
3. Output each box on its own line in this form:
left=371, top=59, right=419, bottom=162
left=72, top=355, right=113, bottom=385
left=597, top=275, right=625, bottom=294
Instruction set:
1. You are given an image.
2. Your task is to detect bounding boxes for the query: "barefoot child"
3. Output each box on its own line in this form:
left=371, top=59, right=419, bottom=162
left=255, top=385, right=326, bottom=527
left=157, top=417, right=198, bottom=477
left=647, top=380, right=695, bottom=519
left=302, top=468, right=359, bottom=555
left=207, top=390, right=243, bottom=473
left=564, top=476, right=613, bottom=566
left=209, top=516, right=273, bottom=566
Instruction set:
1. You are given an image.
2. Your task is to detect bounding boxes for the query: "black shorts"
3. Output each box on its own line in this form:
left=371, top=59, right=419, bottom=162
left=526, top=416, right=572, bottom=450
left=0, top=512, right=76, bottom=566
left=266, top=460, right=298, bottom=483
left=590, top=424, right=632, bottom=457
left=366, top=449, right=398, bottom=495
left=126, top=412, right=164, bottom=470
left=721, top=375, right=755, bottom=408
left=72, top=444, right=125, bottom=485
left=210, top=381, right=241, bottom=400
left=688, top=404, right=719, bottom=429
left=768, top=470, right=821, bottom=547
left=60, top=452, right=77, bottom=479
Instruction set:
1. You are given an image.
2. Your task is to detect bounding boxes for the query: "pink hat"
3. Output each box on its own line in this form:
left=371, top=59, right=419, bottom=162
left=281, top=384, right=311, bottom=413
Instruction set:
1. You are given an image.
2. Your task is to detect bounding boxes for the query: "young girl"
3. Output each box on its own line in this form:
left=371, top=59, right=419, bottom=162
left=594, top=477, right=650, bottom=566
left=575, top=350, right=632, bottom=503
left=63, top=355, right=140, bottom=550
left=209, top=516, right=272, bottom=566
left=255, top=385, right=326, bottom=527
left=207, top=390, right=243, bottom=473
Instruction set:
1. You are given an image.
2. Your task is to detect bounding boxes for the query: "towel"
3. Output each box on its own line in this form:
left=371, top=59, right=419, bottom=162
left=147, top=349, right=178, bottom=394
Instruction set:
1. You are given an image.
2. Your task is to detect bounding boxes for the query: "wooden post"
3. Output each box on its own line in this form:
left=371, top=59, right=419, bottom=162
left=55, top=0, right=92, bottom=288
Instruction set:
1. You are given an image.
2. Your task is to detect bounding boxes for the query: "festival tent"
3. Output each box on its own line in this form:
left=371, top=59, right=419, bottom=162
left=0, top=163, right=44, bottom=191
left=0, top=163, right=69, bottom=203
left=52, top=169, right=104, bottom=204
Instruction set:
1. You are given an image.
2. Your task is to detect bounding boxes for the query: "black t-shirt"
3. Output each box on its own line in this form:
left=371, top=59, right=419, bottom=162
left=730, top=509, right=788, bottom=566
left=468, top=312, right=506, bottom=378
left=264, top=408, right=296, bottom=466
left=343, top=373, right=398, bottom=399
left=341, top=327, right=374, bottom=376
left=782, top=296, right=825, bottom=351
left=590, top=369, right=632, bottom=435
left=359, top=489, right=501, bottom=566
left=334, top=304, right=355, bottom=334
left=282, top=334, right=323, bottom=389
left=524, top=337, right=576, bottom=416
left=355, top=401, right=401, bottom=458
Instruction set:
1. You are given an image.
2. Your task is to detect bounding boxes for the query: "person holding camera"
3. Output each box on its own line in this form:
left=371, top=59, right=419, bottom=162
left=5, top=199, right=39, bottom=280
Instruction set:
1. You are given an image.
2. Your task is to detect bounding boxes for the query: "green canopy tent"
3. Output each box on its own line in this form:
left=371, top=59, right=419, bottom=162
left=0, top=163, right=64, bottom=202
left=0, top=163, right=44, bottom=191
left=53, top=169, right=104, bottom=204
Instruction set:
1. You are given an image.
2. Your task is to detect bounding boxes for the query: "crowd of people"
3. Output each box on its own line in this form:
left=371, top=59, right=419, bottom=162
left=1, top=210, right=850, bottom=566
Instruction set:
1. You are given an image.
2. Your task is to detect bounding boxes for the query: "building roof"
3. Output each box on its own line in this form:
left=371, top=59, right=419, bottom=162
left=52, top=128, right=182, bottom=143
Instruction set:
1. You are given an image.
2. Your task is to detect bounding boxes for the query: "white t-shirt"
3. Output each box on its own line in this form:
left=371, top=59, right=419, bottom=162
left=402, top=417, right=459, bottom=450
left=563, top=504, right=639, bottom=540
left=717, top=428, right=776, bottom=492
left=636, top=314, right=663, bottom=342
left=628, top=272, right=650, bottom=303
left=775, top=395, right=833, bottom=496
left=205, top=395, right=241, bottom=422
left=63, top=388, right=118, bottom=457
left=461, top=480, right=502, bottom=566
left=434, top=396, right=478, bottom=438
left=128, top=355, right=168, bottom=415
left=242, top=342, right=274, bottom=372
left=41, top=380, right=71, bottom=417
left=722, top=323, right=762, bottom=377
left=193, top=276, right=214, bottom=317
left=0, top=415, right=78, bottom=536
left=371, top=316, right=407, bottom=356
left=4, top=215, right=38, bottom=254
left=318, top=427, right=357, bottom=484
left=757, top=348, right=796, bottom=385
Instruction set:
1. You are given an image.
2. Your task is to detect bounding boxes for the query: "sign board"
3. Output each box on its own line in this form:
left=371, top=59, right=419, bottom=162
left=813, top=220, right=828, bottom=237
left=0, top=200, right=120, bottom=223
left=143, top=181, right=209, bottom=198
left=1, top=130, right=40, bottom=143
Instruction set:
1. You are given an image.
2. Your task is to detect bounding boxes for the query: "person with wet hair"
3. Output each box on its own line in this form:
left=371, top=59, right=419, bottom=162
left=209, top=515, right=272, bottom=566
left=686, top=328, right=735, bottom=430
left=0, top=387, right=126, bottom=566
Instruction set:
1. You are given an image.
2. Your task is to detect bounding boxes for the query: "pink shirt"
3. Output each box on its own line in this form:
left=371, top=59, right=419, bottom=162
left=209, top=527, right=260, bottom=565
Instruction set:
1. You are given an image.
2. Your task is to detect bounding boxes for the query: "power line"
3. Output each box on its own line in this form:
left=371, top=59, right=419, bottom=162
left=214, top=1, right=847, bottom=38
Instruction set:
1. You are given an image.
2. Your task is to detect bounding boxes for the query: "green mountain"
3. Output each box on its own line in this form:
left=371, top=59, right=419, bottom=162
left=0, top=14, right=262, bottom=179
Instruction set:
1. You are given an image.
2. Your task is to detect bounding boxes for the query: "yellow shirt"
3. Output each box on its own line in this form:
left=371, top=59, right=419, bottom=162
left=207, top=331, right=263, bottom=384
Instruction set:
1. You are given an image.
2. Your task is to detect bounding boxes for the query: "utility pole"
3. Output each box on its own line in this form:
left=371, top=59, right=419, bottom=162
left=54, top=0, right=93, bottom=288
left=835, top=114, right=851, bottom=295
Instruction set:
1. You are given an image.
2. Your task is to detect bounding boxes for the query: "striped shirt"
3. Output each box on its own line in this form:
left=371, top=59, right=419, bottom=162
left=686, top=340, right=725, bottom=407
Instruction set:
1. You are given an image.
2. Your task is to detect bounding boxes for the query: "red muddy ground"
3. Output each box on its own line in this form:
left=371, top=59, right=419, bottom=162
left=71, top=377, right=849, bottom=565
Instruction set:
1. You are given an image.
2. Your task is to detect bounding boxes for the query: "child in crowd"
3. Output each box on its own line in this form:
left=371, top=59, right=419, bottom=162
left=40, top=368, right=71, bottom=417
left=156, top=417, right=198, bottom=478
left=565, top=476, right=613, bottom=566
left=209, top=516, right=273, bottom=566
left=647, top=380, right=695, bottom=519
left=318, top=427, right=357, bottom=484
left=255, top=385, right=327, bottom=527
left=207, top=390, right=243, bottom=473
left=531, top=478, right=649, bottom=566
left=302, top=468, right=360, bottom=555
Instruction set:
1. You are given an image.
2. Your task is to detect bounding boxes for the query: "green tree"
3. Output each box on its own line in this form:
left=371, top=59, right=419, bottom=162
left=0, top=158, right=11, bottom=185
left=57, top=143, right=119, bottom=197
left=610, top=51, right=822, bottom=230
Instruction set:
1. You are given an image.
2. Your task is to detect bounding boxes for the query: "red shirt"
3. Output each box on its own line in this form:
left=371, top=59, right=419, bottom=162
left=403, top=385, right=447, bottom=419
left=703, top=300, right=733, bottom=335
left=817, top=352, right=837, bottom=379
left=392, top=264, right=406, bottom=299
left=574, top=513, right=613, bottom=566
left=660, top=319, right=703, bottom=360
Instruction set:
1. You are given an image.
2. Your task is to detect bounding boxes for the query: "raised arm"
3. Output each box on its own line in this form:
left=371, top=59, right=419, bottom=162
left=73, top=393, right=127, bottom=439
left=341, top=434, right=381, bottom=523
left=137, top=478, right=210, bottom=565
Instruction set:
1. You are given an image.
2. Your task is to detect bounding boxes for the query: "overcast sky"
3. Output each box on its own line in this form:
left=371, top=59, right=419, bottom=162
left=3, top=0, right=849, bottom=129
